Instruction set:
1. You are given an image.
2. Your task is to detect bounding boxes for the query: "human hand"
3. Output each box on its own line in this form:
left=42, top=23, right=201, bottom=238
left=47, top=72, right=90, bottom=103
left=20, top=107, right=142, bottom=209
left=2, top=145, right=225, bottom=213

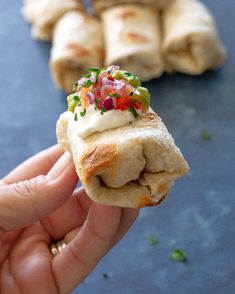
left=0, top=145, right=139, bottom=293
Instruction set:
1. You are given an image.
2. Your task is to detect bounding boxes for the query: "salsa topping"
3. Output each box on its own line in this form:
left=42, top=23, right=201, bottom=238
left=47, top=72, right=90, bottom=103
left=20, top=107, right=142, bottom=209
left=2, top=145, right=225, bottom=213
left=67, top=65, right=150, bottom=118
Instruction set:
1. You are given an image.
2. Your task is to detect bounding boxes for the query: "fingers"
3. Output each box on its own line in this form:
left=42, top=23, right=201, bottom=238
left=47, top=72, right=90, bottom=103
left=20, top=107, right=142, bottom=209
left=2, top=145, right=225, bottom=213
left=0, top=152, right=78, bottom=231
left=41, top=188, right=91, bottom=240
left=52, top=204, right=122, bottom=294
left=111, top=208, right=140, bottom=247
left=3, top=145, right=62, bottom=184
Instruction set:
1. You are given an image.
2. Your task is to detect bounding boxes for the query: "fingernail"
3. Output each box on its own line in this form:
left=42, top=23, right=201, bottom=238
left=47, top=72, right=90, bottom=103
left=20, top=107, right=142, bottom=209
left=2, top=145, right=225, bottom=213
left=47, top=151, right=72, bottom=180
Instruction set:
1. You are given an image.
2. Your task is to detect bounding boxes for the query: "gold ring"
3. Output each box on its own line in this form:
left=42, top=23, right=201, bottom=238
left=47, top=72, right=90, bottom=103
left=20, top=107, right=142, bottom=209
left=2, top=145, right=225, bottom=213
left=50, top=240, right=66, bottom=256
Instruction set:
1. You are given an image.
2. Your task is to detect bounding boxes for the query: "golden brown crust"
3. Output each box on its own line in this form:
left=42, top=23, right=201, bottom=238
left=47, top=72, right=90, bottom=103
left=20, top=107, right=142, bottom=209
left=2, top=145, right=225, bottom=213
left=81, top=144, right=118, bottom=184
left=137, top=195, right=156, bottom=208
left=116, top=10, right=136, bottom=20
left=123, top=32, right=150, bottom=43
left=65, top=43, right=90, bottom=57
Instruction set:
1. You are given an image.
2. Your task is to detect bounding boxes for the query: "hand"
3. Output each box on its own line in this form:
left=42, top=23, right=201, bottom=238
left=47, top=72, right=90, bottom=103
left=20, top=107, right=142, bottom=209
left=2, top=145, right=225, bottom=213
left=0, top=146, right=139, bottom=293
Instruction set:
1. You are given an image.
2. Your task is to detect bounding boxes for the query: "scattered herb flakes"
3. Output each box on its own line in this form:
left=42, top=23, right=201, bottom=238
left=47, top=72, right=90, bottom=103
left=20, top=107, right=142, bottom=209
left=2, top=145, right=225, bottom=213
left=82, top=79, right=92, bottom=88
left=110, top=93, right=120, bottom=98
left=73, top=95, right=80, bottom=101
left=80, top=109, right=86, bottom=117
left=100, top=107, right=106, bottom=115
left=202, top=131, right=211, bottom=141
left=88, top=67, right=100, bottom=73
left=128, top=107, right=139, bottom=118
left=124, top=72, right=133, bottom=77
left=74, top=113, right=78, bottom=121
left=170, top=249, right=187, bottom=262
left=102, top=273, right=109, bottom=279
left=83, top=73, right=91, bottom=78
left=72, top=82, right=78, bottom=92
left=148, top=235, right=158, bottom=246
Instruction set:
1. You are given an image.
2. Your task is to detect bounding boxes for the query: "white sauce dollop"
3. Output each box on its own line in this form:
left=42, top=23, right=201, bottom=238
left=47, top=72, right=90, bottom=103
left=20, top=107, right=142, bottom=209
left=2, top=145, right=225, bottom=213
left=74, top=105, right=141, bottom=139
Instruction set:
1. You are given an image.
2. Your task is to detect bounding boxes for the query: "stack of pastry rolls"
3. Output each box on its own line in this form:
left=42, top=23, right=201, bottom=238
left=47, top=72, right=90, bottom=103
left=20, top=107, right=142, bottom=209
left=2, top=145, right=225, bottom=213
left=22, top=0, right=226, bottom=93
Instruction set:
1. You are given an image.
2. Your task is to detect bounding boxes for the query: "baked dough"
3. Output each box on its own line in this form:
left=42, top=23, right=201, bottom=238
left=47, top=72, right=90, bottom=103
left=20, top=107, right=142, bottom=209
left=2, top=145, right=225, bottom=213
left=22, top=0, right=84, bottom=41
left=57, top=110, right=189, bottom=208
left=101, top=4, right=164, bottom=81
left=162, top=0, right=226, bottom=74
left=50, top=11, right=104, bottom=93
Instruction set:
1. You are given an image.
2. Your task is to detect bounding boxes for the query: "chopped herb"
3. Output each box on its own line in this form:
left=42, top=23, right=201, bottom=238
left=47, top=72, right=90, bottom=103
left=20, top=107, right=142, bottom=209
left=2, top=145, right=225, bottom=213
left=80, top=109, right=86, bottom=117
left=148, top=235, right=158, bottom=246
left=88, top=67, right=100, bottom=73
left=100, top=107, right=106, bottom=115
left=124, top=72, right=133, bottom=77
left=110, top=94, right=120, bottom=98
left=83, top=73, right=91, bottom=78
left=102, top=273, right=109, bottom=279
left=73, top=95, right=80, bottom=101
left=128, top=107, right=139, bottom=118
left=170, top=249, right=187, bottom=262
left=72, top=81, right=78, bottom=92
left=82, top=79, right=92, bottom=88
left=202, top=131, right=211, bottom=141
left=88, top=67, right=101, bottom=82
left=95, top=98, right=100, bottom=110
left=74, top=113, right=78, bottom=121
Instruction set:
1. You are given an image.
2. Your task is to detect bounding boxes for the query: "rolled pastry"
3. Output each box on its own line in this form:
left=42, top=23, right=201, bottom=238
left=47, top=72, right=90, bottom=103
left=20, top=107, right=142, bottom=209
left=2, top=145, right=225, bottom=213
left=91, top=0, right=173, bottom=14
left=50, top=11, right=104, bottom=93
left=101, top=4, right=164, bottom=81
left=162, top=0, right=226, bottom=75
left=22, top=0, right=84, bottom=41
left=56, top=66, right=189, bottom=208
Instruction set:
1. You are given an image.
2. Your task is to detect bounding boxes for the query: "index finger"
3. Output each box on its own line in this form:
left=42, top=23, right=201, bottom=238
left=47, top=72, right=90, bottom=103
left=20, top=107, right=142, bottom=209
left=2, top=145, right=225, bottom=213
left=3, top=145, right=62, bottom=184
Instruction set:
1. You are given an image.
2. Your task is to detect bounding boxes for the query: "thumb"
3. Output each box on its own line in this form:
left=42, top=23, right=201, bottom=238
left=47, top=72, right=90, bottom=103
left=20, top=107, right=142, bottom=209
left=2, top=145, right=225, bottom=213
left=0, top=151, right=78, bottom=232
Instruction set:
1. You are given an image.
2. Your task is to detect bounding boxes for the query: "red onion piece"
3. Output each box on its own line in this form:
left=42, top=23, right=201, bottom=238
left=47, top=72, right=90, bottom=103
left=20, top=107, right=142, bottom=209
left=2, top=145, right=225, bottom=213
left=87, top=92, right=95, bottom=104
left=107, top=65, right=120, bottom=71
left=104, top=97, right=114, bottom=110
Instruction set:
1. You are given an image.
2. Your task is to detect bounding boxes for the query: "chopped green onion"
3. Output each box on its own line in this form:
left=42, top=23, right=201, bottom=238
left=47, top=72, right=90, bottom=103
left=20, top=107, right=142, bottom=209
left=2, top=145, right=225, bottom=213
left=74, top=113, right=78, bottom=121
left=102, top=273, right=109, bottom=279
left=82, top=79, right=92, bottom=88
left=73, top=95, right=80, bottom=101
left=170, top=249, right=187, bottom=262
left=124, top=72, right=133, bottom=77
left=72, top=81, right=78, bottom=92
left=128, top=107, right=139, bottom=118
left=110, top=94, right=120, bottom=98
left=83, top=73, right=91, bottom=78
left=100, top=107, right=106, bottom=115
left=148, top=235, right=158, bottom=246
left=80, top=109, right=86, bottom=117
left=88, top=67, right=100, bottom=73
left=202, top=131, right=211, bottom=141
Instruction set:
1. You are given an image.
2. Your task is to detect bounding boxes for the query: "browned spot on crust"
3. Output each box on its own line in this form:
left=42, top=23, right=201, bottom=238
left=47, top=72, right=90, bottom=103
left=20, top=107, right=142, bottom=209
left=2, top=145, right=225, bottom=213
left=137, top=193, right=168, bottom=208
left=158, top=182, right=171, bottom=195
left=81, top=144, right=117, bottom=184
left=65, top=43, right=90, bottom=57
left=137, top=196, right=156, bottom=208
left=125, top=32, right=150, bottom=43
left=116, top=10, right=136, bottom=20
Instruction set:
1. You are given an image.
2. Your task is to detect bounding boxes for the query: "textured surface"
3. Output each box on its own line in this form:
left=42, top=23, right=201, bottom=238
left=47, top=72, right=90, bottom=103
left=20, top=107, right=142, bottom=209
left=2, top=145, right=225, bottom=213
left=0, top=1, right=234, bottom=293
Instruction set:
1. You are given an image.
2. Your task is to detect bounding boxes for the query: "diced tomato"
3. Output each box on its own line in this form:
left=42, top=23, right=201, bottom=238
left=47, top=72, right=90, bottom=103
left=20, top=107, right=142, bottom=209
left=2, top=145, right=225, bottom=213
left=81, top=86, right=92, bottom=108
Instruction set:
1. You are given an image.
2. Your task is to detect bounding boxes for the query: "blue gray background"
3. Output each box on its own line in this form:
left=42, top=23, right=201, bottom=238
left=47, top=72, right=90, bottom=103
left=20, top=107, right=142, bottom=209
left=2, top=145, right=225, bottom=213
left=0, top=0, right=234, bottom=293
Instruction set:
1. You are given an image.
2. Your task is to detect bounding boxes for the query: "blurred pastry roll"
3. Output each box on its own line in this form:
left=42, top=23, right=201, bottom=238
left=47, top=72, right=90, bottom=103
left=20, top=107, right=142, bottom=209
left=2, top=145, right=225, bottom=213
left=101, top=4, right=164, bottom=81
left=22, top=0, right=84, bottom=41
left=50, top=11, right=104, bottom=93
left=162, top=0, right=226, bottom=75
left=91, top=0, right=173, bottom=14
